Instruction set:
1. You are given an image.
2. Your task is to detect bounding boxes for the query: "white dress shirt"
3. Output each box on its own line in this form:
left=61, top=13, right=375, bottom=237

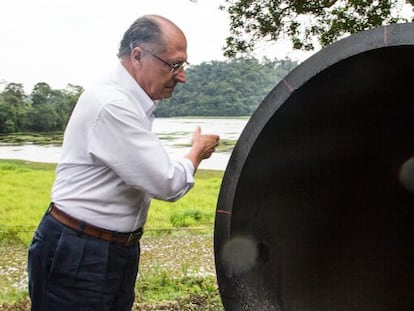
left=51, top=63, right=195, bottom=232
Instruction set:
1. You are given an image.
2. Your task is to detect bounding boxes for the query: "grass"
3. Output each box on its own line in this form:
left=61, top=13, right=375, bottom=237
left=0, top=159, right=225, bottom=310
left=0, top=132, right=64, bottom=145
left=0, top=234, right=224, bottom=310
left=174, top=138, right=237, bottom=153
left=0, top=160, right=56, bottom=244
left=0, top=160, right=223, bottom=244
left=0, top=132, right=237, bottom=152
left=150, top=169, right=223, bottom=230
left=134, top=272, right=222, bottom=309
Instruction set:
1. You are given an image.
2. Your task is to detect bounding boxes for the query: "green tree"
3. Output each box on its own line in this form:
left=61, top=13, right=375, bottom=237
left=2, top=82, right=26, bottom=100
left=0, top=83, right=29, bottom=132
left=0, top=81, right=83, bottom=133
left=0, top=100, right=17, bottom=133
left=0, top=57, right=292, bottom=128
left=221, top=0, right=414, bottom=57
left=28, top=103, right=60, bottom=132
left=26, top=83, right=82, bottom=131
left=54, top=84, right=83, bottom=129
left=156, top=57, right=297, bottom=117
left=31, top=82, right=52, bottom=106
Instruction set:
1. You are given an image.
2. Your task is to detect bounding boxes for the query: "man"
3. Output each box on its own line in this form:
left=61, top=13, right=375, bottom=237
left=28, top=15, right=220, bottom=311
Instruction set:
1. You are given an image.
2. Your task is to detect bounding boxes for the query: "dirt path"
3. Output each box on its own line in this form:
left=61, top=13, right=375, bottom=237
left=0, top=232, right=223, bottom=310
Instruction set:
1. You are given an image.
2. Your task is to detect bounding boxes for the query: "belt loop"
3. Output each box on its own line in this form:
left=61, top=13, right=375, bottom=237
left=47, top=202, right=54, bottom=214
left=77, top=221, right=86, bottom=236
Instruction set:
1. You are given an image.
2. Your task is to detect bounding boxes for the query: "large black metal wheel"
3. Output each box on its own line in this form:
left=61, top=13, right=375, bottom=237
left=214, top=23, right=414, bottom=311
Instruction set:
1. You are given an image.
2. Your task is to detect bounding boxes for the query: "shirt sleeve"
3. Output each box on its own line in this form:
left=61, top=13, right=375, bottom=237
left=87, top=100, right=195, bottom=202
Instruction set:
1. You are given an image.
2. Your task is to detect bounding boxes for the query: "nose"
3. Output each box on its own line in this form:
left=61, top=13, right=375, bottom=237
left=174, top=68, right=187, bottom=83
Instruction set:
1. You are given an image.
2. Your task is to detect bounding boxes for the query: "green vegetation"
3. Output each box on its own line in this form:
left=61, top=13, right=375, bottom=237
left=221, top=0, right=412, bottom=57
left=215, top=138, right=237, bottom=152
left=157, top=57, right=297, bottom=117
left=0, top=160, right=56, bottom=245
left=0, top=57, right=296, bottom=134
left=0, top=132, right=64, bottom=145
left=0, top=83, right=82, bottom=134
left=0, top=159, right=225, bottom=310
left=143, top=134, right=237, bottom=153
left=0, top=131, right=236, bottom=152
left=0, top=159, right=223, bottom=244
left=148, top=169, right=223, bottom=232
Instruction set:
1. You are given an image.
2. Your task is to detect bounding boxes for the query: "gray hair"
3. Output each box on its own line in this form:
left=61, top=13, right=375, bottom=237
left=117, top=15, right=165, bottom=58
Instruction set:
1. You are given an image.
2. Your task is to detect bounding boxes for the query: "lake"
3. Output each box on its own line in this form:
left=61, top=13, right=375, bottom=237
left=0, top=118, right=248, bottom=171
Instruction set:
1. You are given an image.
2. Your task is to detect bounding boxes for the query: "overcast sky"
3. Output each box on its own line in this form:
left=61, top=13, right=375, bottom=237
left=0, top=0, right=315, bottom=92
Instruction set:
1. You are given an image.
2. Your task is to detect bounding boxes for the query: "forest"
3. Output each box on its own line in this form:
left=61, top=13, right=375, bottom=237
left=0, top=57, right=297, bottom=133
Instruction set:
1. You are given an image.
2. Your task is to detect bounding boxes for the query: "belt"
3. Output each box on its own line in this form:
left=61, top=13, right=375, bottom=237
left=48, top=203, right=143, bottom=246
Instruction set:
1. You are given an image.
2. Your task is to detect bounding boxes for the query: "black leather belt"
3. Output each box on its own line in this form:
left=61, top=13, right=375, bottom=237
left=48, top=203, right=143, bottom=246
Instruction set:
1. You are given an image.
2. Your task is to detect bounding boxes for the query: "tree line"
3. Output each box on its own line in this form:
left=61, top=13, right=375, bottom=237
left=0, top=57, right=297, bottom=133
left=0, top=82, right=83, bottom=134
left=156, top=57, right=297, bottom=117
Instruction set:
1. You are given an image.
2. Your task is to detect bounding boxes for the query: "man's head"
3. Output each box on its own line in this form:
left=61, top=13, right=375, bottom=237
left=119, top=15, right=188, bottom=100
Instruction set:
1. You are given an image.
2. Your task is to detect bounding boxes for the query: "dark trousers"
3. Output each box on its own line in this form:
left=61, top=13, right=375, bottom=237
left=28, top=211, right=140, bottom=311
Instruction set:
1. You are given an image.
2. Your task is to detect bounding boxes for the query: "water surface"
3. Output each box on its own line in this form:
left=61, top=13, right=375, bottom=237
left=0, top=118, right=248, bottom=171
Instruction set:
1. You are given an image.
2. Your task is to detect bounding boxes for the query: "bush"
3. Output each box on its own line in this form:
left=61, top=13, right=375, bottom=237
left=170, top=209, right=213, bottom=227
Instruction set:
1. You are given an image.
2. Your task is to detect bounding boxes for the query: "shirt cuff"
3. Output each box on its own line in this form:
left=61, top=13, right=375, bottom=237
left=177, top=157, right=195, bottom=182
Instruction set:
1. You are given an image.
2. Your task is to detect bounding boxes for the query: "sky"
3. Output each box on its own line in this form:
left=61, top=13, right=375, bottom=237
left=0, top=0, right=314, bottom=93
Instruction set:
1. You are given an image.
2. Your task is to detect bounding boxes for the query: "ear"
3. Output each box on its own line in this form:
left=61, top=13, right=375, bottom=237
left=132, top=47, right=143, bottom=63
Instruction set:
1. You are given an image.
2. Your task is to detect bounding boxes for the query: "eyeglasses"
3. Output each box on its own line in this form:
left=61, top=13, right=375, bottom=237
left=142, top=48, right=189, bottom=74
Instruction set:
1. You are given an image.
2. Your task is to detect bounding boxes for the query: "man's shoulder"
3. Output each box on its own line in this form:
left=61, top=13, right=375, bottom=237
left=80, top=82, right=131, bottom=105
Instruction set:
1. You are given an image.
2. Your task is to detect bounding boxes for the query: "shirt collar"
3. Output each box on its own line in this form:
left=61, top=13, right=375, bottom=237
left=116, top=63, right=157, bottom=118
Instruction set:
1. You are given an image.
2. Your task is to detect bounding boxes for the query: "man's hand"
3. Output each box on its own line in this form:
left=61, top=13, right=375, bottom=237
left=185, top=126, right=220, bottom=171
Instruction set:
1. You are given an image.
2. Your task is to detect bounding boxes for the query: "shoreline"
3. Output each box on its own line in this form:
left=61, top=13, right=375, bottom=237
left=0, top=144, right=231, bottom=171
